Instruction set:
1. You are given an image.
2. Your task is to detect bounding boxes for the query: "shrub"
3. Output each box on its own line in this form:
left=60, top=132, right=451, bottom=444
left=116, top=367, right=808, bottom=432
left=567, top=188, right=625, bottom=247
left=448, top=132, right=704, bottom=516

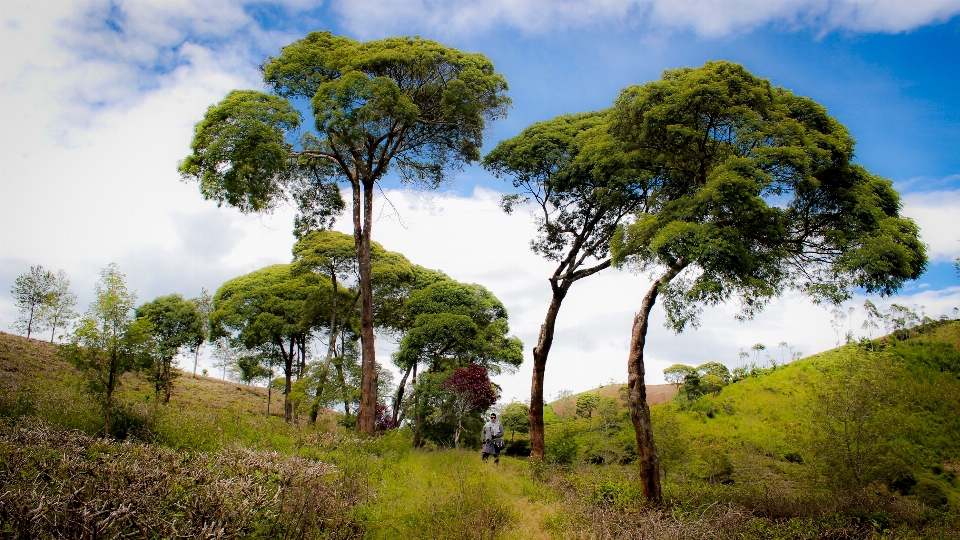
left=546, top=425, right=580, bottom=465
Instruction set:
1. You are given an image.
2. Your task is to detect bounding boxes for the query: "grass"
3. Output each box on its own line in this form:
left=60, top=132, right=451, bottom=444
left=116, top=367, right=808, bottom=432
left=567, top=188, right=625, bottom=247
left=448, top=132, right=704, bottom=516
left=2, top=327, right=960, bottom=538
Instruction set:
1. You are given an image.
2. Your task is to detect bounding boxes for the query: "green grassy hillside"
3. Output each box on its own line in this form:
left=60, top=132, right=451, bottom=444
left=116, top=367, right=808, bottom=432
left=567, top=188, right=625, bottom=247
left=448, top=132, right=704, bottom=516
left=3, top=326, right=960, bottom=539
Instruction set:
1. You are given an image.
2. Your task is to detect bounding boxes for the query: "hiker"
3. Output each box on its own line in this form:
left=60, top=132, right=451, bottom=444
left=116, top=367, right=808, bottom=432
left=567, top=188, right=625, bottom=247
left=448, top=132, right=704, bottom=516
left=481, top=412, right=504, bottom=463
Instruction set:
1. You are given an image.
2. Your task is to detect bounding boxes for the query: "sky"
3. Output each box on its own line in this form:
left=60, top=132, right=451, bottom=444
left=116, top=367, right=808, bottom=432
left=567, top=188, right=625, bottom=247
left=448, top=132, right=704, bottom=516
left=2, top=0, right=959, bottom=405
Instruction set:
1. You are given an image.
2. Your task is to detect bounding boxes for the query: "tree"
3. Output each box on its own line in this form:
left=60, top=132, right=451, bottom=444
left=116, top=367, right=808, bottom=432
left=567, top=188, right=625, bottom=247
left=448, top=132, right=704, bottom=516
left=233, top=351, right=271, bottom=386
left=576, top=393, right=600, bottom=418
left=805, top=348, right=906, bottom=490
left=189, top=288, right=213, bottom=377
left=696, top=362, right=731, bottom=384
left=10, top=265, right=55, bottom=339
left=609, top=61, right=927, bottom=503
left=394, top=280, right=522, bottom=444
left=440, top=363, right=498, bottom=448
left=37, top=269, right=78, bottom=343
left=483, top=111, right=648, bottom=460
left=180, top=32, right=510, bottom=434
left=663, top=364, right=694, bottom=388
left=210, top=264, right=323, bottom=422
left=136, top=294, right=205, bottom=403
left=61, top=264, right=153, bottom=437
left=500, top=402, right=530, bottom=441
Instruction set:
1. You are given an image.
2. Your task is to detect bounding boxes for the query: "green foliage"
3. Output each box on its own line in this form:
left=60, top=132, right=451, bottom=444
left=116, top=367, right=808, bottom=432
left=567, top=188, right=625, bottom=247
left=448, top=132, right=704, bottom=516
left=178, top=90, right=303, bottom=213
left=394, top=281, right=523, bottom=373
left=609, top=61, right=927, bottom=330
left=546, top=424, right=580, bottom=465
left=10, top=264, right=56, bottom=339
left=575, top=393, right=600, bottom=418
left=61, top=264, right=154, bottom=437
left=664, top=363, right=694, bottom=387
left=136, top=293, right=204, bottom=401
left=803, top=347, right=912, bottom=490
left=500, top=401, right=529, bottom=440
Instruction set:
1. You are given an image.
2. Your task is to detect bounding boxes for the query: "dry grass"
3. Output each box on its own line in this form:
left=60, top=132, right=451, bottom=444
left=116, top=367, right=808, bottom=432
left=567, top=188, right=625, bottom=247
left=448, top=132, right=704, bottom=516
left=550, top=384, right=677, bottom=419
left=0, top=418, right=367, bottom=539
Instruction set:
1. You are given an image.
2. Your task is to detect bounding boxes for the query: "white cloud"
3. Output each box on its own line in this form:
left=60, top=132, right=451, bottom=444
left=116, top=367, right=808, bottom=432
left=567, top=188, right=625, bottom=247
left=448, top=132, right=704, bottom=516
left=330, top=0, right=960, bottom=39
left=901, top=190, right=960, bottom=263
left=319, top=188, right=960, bottom=405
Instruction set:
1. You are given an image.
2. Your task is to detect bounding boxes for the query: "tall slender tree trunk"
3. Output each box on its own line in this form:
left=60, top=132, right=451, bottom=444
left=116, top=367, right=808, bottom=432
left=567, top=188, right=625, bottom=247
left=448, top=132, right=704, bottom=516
left=392, top=363, right=414, bottom=427
left=355, top=179, right=377, bottom=435
left=164, top=359, right=172, bottom=403
left=193, top=345, right=200, bottom=377
left=283, top=338, right=295, bottom=422
left=104, top=351, right=117, bottom=438
left=412, top=363, right=424, bottom=448
left=529, top=288, right=568, bottom=461
left=626, top=267, right=681, bottom=505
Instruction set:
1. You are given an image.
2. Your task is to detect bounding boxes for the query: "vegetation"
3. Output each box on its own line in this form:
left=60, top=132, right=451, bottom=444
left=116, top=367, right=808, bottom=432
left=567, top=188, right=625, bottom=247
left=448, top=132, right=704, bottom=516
left=2, top=48, right=953, bottom=537
left=609, top=60, right=927, bottom=502
left=179, top=32, right=511, bottom=434
left=3, top=321, right=958, bottom=538
left=483, top=111, right=648, bottom=461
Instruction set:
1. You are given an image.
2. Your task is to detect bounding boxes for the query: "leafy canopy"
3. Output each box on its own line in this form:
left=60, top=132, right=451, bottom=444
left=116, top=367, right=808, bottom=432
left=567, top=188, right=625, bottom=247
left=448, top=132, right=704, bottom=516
left=484, top=111, right=647, bottom=266
left=610, top=61, right=927, bottom=331
left=394, top=281, right=523, bottom=373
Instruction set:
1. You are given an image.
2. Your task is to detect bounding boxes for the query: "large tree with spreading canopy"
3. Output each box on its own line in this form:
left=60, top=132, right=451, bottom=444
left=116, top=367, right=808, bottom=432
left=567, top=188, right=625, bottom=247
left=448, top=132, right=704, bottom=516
left=179, top=32, right=510, bottom=434
left=608, top=61, right=927, bottom=503
left=482, top=111, right=648, bottom=460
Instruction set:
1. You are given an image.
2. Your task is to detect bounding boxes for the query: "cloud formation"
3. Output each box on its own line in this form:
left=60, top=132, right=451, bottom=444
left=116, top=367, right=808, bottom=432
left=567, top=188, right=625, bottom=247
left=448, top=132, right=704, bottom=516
left=331, top=0, right=960, bottom=38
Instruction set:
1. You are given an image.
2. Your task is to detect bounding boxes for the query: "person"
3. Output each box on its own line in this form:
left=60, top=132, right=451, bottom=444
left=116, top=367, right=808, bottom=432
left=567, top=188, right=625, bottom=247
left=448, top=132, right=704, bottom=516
left=481, top=412, right=504, bottom=463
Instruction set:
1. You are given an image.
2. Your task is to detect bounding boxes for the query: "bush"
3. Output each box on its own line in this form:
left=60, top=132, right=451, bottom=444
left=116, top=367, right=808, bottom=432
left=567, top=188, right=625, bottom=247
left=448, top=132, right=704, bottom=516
left=912, top=480, right=949, bottom=508
left=503, top=438, right=530, bottom=457
left=546, top=425, right=580, bottom=465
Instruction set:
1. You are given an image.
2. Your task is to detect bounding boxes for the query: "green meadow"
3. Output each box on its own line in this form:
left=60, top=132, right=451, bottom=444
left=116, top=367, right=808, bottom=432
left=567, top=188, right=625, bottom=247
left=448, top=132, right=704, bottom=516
left=2, top=323, right=959, bottom=538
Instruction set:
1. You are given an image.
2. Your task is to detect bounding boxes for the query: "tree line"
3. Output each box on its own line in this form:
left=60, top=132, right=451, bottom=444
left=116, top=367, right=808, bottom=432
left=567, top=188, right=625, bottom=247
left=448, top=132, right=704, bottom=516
left=7, top=31, right=924, bottom=505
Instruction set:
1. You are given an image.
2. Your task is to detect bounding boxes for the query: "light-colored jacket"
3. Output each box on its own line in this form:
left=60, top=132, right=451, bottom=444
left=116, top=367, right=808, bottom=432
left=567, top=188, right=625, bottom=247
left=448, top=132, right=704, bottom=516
left=482, top=420, right=503, bottom=443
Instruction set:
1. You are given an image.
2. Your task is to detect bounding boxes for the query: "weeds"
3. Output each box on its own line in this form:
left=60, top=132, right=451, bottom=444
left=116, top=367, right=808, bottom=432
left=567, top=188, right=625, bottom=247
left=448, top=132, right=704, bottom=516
left=0, top=418, right=365, bottom=539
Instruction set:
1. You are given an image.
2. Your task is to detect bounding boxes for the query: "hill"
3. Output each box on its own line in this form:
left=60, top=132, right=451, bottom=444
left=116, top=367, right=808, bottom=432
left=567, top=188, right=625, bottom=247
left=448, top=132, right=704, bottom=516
left=3, top=326, right=960, bottom=539
left=547, top=383, right=677, bottom=419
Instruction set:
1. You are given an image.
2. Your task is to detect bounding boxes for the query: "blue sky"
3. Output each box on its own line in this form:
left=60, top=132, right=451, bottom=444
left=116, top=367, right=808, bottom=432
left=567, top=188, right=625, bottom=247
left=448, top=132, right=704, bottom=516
left=2, top=1, right=958, bottom=401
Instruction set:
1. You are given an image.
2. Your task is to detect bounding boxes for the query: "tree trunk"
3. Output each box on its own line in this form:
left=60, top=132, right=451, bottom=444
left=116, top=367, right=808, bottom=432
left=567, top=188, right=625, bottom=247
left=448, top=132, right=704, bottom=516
left=163, top=359, right=172, bottom=403
left=529, top=289, right=567, bottom=461
left=193, top=344, right=200, bottom=378
left=412, top=363, right=424, bottom=448
left=355, top=179, right=377, bottom=435
left=284, top=338, right=295, bottom=423
left=267, top=358, right=273, bottom=416
left=105, top=351, right=117, bottom=438
left=626, top=267, right=681, bottom=505
left=392, top=363, right=413, bottom=427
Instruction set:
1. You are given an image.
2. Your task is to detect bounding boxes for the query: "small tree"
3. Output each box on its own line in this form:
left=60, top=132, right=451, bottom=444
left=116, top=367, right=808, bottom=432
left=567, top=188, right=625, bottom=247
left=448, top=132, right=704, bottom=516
left=136, top=294, right=205, bottom=403
left=663, top=364, right=694, bottom=388
left=696, top=362, right=731, bottom=384
left=500, top=402, right=530, bottom=441
left=10, top=265, right=55, bottom=339
left=62, top=264, right=153, bottom=437
left=805, top=348, right=905, bottom=490
left=189, top=288, right=213, bottom=377
left=576, top=393, right=600, bottom=418
left=37, top=269, right=78, bottom=343
left=440, top=364, right=498, bottom=449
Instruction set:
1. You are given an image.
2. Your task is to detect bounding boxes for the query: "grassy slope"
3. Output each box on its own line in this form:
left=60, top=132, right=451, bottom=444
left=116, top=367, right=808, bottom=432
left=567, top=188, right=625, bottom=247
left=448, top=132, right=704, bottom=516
left=548, top=384, right=677, bottom=420
left=4, top=327, right=960, bottom=538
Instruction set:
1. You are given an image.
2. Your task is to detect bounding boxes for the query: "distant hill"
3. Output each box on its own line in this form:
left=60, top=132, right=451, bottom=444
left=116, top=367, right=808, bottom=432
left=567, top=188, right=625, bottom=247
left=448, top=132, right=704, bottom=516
left=548, top=383, right=677, bottom=419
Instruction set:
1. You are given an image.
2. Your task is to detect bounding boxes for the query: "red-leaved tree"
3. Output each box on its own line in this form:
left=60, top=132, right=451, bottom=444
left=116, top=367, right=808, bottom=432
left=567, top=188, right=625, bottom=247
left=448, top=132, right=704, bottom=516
left=441, top=364, right=498, bottom=448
